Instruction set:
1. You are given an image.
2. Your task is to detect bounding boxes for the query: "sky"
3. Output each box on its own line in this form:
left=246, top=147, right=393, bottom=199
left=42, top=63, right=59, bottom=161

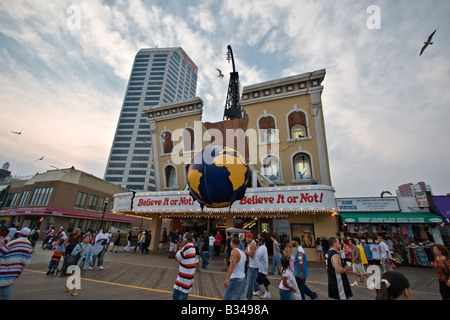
left=1, top=0, right=449, bottom=198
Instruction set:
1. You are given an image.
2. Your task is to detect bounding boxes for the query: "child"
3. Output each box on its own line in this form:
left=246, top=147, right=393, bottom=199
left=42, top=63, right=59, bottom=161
left=47, top=239, right=65, bottom=275
left=279, top=257, right=296, bottom=300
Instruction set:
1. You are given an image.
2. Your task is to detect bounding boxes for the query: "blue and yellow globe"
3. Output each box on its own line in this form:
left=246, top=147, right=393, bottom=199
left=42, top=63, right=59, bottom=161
left=187, top=145, right=250, bottom=208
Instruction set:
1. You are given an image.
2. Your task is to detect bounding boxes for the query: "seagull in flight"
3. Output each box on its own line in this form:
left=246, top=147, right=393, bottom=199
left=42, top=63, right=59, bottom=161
left=11, top=129, right=22, bottom=135
left=216, top=68, right=224, bottom=79
left=419, top=29, right=436, bottom=56
left=35, top=156, right=44, bottom=161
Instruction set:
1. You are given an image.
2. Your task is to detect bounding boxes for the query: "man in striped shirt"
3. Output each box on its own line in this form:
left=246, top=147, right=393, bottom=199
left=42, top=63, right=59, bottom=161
left=0, top=227, right=33, bottom=300
left=173, top=232, right=196, bottom=300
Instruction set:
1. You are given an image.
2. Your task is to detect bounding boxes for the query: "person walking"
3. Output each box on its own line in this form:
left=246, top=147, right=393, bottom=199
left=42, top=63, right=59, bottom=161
left=326, top=237, right=362, bottom=300
left=169, top=229, right=179, bottom=259
left=279, top=257, right=296, bottom=300
left=0, top=227, right=10, bottom=248
left=269, top=235, right=281, bottom=275
left=255, top=237, right=271, bottom=299
left=377, top=236, right=393, bottom=274
left=173, top=232, right=196, bottom=300
left=200, top=234, right=210, bottom=269
left=223, top=232, right=232, bottom=271
left=0, top=228, right=33, bottom=300
left=209, top=233, right=215, bottom=260
left=110, top=230, right=121, bottom=252
left=223, top=237, right=246, bottom=300
left=91, top=229, right=108, bottom=270
left=41, top=225, right=55, bottom=249
left=66, top=234, right=94, bottom=296
left=47, top=239, right=65, bottom=275
left=350, top=239, right=369, bottom=286
left=244, top=233, right=259, bottom=300
left=432, top=244, right=450, bottom=300
left=71, top=234, right=94, bottom=272
left=292, top=236, right=317, bottom=300
left=139, top=231, right=146, bottom=254
left=124, top=230, right=132, bottom=252
left=64, top=228, right=82, bottom=256
left=214, top=231, right=222, bottom=257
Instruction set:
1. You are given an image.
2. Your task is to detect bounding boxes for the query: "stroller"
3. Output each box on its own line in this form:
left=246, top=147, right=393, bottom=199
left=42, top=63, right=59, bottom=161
left=44, top=235, right=58, bottom=250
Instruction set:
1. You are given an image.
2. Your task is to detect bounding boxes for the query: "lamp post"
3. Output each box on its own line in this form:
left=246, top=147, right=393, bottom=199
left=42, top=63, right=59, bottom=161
left=99, top=197, right=109, bottom=232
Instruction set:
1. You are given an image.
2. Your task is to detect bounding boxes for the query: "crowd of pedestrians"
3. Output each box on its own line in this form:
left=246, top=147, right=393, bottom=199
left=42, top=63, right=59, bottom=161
left=1, top=223, right=449, bottom=301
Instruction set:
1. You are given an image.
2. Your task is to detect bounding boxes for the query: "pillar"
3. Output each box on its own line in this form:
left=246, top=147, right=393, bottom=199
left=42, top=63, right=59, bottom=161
left=149, top=212, right=162, bottom=251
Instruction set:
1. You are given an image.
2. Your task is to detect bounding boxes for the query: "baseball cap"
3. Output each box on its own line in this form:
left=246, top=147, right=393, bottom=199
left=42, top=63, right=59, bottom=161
left=18, top=227, right=31, bottom=236
left=258, top=237, right=265, bottom=243
left=246, top=232, right=253, bottom=239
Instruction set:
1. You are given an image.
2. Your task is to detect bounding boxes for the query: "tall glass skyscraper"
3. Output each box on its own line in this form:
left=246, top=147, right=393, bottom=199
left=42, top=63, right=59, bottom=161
left=104, top=47, right=198, bottom=191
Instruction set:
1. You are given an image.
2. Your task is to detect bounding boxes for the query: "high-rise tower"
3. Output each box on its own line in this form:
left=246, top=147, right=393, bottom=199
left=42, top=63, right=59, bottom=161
left=104, top=47, right=198, bottom=191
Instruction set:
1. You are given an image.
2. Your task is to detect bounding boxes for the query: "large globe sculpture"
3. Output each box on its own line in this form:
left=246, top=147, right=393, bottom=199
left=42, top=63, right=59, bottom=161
left=187, top=145, right=250, bottom=208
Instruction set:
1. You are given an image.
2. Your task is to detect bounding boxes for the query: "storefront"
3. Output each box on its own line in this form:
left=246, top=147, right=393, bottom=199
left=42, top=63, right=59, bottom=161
left=112, top=185, right=338, bottom=260
left=336, top=197, right=444, bottom=267
left=430, top=195, right=450, bottom=248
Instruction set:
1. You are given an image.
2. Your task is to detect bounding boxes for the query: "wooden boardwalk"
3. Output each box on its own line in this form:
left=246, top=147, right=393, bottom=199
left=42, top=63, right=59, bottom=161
left=11, top=244, right=442, bottom=301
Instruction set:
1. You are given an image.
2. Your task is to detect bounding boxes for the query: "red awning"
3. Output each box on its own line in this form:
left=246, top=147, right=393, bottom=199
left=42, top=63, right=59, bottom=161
left=0, top=207, right=134, bottom=223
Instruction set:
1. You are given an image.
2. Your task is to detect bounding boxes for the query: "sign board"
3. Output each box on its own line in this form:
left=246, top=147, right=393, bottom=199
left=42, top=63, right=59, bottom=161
left=415, top=192, right=429, bottom=208
left=113, top=186, right=336, bottom=214
left=336, top=197, right=399, bottom=212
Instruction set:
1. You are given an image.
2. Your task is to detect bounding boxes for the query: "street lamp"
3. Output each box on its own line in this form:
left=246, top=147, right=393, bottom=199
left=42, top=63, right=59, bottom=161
left=99, top=197, right=109, bottom=232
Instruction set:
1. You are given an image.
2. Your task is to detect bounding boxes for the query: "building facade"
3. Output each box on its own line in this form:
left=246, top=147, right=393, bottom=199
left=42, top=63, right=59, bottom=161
left=112, top=69, right=338, bottom=260
left=0, top=167, right=135, bottom=238
left=104, top=47, right=198, bottom=192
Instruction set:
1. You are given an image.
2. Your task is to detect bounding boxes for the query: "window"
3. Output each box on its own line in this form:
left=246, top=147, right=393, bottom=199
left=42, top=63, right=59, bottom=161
left=262, top=155, right=282, bottom=182
left=75, top=192, right=88, bottom=209
left=258, top=115, right=278, bottom=143
left=161, top=131, right=173, bottom=154
left=29, top=188, right=53, bottom=206
left=87, top=195, right=98, bottom=211
left=182, top=128, right=195, bottom=152
left=18, top=190, right=31, bottom=207
left=293, top=153, right=312, bottom=180
left=164, top=165, right=178, bottom=188
left=3, top=193, right=19, bottom=207
left=291, top=125, right=307, bottom=139
left=287, top=110, right=308, bottom=139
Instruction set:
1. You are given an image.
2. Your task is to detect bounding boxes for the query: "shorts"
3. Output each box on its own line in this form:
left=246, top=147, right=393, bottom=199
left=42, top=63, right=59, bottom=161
left=352, top=262, right=366, bottom=275
left=169, top=242, right=178, bottom=252
left=256, top=272, right=270, bottom=287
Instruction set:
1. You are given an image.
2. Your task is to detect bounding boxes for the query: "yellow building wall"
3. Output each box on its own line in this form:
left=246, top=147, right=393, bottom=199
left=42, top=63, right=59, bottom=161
left=155, top=112, right=202, bottom=190
left=244, top=94, right=328, bottom=186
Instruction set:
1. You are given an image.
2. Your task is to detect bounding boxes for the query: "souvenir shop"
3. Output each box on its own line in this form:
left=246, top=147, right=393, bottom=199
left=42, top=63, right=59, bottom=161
left=338, top=212, right=444, bottom=268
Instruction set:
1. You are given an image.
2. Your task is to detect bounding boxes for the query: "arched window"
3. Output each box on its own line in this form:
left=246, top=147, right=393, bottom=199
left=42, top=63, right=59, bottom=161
left=291, top=125, right=307, bottom=139
left=182, top=128, right=195, bottom=152
left=287, top=110, right=308, bottom=139
left=164, top=165, right=177, bottom=188
left=161, top=131, right=173, bottom=154
left=293, top=153, right=312, bottom=180
left=262, top=155, right=282, bottom=182
left=258, top=115, right=278, bottom=143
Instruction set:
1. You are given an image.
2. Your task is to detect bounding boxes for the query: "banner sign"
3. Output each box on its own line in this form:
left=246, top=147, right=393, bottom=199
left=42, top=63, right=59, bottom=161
left=336, top=197, right=399, bottom=212
left=113, top=186, right=336, bottom=213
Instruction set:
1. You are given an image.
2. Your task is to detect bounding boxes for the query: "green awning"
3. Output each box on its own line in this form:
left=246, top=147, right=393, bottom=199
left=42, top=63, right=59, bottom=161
left=340, top=212, right=443, bottom=224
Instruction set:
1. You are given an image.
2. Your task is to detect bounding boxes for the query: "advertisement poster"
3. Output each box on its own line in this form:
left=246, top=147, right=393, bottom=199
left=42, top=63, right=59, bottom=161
left=291, top=224, right=315, bottom=248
